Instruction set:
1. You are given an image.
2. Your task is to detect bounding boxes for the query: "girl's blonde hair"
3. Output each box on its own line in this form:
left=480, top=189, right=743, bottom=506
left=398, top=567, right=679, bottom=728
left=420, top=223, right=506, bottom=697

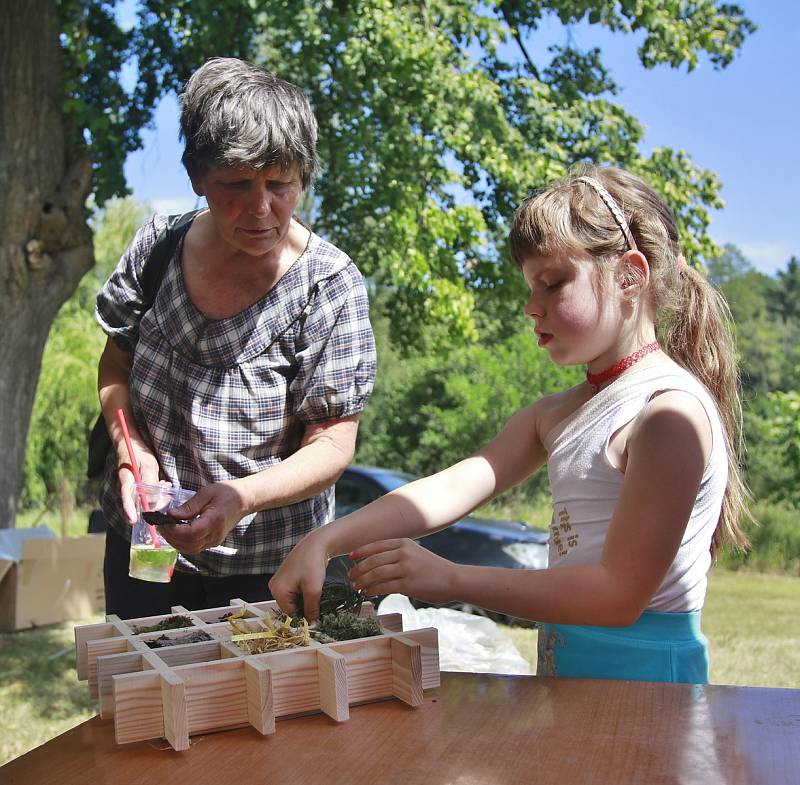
left=508, top=164, right=750, bottom=555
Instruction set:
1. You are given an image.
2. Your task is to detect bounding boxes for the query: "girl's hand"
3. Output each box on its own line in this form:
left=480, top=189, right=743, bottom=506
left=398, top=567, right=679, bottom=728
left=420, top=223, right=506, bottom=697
left=348, top=538, right=458, bottom=605
left=158, top=481, right=247, bottom=555
left=118, top=452, right=161, bottom=522
left=268, top=529, right=330, bottom=621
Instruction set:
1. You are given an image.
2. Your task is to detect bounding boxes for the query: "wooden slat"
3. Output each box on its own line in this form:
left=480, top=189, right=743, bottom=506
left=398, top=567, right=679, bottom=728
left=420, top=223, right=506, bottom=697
left=154, top=640, right=226, bottom=668
left=112, top=669, right=164, bottom=744
left=391, top=636, right=423, bottom=707
left=256, top=648, right=322, bottom=716
left=105, top=614, right=138, bottom=636
left=183, top=659, right=249, bottom=735
left=317, top=648, right=349, bottom=721
left=377, top=612, right=403, bottom=632
left=86, top=637, right=134, bottom=697
left=97, top=641, right=230, bottom=715
left=181, top=604, right=248, bottom=623
left=335, top=636, right=394, bottom=703
left=97, top=652, right=145, bottom=718
left=400, top=627, right=440, bottom=688
left=358, top=601, right=376, bottom=618
left=74, top=622, right=117, bottom=681
left=160, top=668, right=189, bottom=752
left=244, top=659, right=275, bottom=735
left=220, top=641, right=249, bottom=659
left=229, top=598, right=280, bottom=617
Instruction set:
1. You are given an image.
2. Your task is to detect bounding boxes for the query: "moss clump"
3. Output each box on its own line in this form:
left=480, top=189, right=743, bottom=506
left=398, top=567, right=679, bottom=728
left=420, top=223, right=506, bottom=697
left=314, top=611, right=383, bottom=642
left=132, top=615, right=194, bottom=634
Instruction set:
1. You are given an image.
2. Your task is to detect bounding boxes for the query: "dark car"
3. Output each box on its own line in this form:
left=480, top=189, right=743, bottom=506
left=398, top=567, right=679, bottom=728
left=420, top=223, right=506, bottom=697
left=331, top=465, right=549, bottom=622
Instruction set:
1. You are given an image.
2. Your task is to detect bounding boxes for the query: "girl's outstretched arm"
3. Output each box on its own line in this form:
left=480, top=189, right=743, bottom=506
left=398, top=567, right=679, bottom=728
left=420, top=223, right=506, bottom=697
left=268, top=401, right=549, bottom=619
left=348, top=390, right=713, bottom=626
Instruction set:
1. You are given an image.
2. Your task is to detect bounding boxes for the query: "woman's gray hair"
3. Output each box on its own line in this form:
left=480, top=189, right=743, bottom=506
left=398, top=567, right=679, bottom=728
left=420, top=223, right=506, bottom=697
left=179, top=57, right=320, bottom=188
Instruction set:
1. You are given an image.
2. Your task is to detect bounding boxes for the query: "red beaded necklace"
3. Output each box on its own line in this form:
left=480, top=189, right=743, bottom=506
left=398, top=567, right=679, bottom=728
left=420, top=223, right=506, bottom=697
left=586, top=341, right=661, bottom=394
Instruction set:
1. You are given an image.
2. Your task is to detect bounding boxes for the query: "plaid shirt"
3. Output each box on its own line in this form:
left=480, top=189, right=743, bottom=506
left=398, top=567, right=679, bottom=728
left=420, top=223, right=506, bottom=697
left=95, top=214, right=376, bottom=575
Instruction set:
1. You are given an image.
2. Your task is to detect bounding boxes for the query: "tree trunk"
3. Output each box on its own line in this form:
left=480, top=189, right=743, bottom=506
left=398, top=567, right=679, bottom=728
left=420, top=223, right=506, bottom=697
left=0, top=0, right=94, bottom=528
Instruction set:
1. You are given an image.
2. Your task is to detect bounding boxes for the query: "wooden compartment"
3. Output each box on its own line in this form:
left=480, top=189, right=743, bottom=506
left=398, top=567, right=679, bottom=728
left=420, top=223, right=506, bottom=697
left=74, top=598, right=439, bottom=750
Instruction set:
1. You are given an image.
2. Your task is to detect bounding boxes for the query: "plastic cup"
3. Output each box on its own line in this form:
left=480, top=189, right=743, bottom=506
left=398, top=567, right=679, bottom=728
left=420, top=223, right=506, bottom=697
left=128, top=483, right=194, bottom=583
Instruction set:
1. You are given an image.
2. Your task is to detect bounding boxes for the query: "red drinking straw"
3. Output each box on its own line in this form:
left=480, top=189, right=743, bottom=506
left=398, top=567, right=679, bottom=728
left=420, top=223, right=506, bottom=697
left=116, top=408, right=160, bottom=548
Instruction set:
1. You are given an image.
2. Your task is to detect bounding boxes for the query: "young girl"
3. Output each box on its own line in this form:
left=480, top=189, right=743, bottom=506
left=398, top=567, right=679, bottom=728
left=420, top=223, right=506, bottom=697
left=269, top=165, right=750, bottom=683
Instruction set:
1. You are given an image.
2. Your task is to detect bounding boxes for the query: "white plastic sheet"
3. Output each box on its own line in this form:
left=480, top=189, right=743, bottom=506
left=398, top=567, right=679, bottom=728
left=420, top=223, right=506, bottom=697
left=0, top=525, right=55, bottom=562
left=378, top=594, right=532, bottom=675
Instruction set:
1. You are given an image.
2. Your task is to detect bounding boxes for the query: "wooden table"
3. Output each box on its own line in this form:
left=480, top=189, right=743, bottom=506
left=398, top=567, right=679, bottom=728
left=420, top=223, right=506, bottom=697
left=2, top=672, right=799, bottom=784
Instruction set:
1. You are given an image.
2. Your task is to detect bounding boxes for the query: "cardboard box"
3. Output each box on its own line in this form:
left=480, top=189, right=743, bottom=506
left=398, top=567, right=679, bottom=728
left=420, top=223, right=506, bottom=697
left=0, top=532, right=105, bottom=630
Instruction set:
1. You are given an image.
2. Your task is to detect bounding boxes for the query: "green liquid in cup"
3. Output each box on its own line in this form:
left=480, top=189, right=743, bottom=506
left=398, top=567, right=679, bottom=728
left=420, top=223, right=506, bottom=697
left=129, top=544, right=178, bottom=583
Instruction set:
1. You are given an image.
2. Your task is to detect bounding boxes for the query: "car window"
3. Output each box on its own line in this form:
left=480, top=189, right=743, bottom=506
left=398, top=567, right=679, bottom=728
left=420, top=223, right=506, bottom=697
left=335, top=475, right=384, bottom=517
left=370, top=470, right=416, bottom=491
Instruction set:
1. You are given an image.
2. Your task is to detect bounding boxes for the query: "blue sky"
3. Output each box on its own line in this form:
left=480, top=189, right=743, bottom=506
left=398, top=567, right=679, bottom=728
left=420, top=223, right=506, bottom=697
left=123, top=1, right=798, bottom=276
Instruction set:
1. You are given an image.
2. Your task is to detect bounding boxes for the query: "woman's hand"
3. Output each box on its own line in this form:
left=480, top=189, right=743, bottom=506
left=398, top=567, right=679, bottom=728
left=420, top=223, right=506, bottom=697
left=348, top=538, right=458, bottom=606
left=158, top=481, right=248, bottom=555
left=118, top=452, right=161, bottom=522
left=268, top=529, right=330, bottom=621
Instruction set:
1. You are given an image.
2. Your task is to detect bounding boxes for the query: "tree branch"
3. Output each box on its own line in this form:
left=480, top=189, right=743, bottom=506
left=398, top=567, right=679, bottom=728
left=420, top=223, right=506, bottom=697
left=499, top=4, right=540, bottom=80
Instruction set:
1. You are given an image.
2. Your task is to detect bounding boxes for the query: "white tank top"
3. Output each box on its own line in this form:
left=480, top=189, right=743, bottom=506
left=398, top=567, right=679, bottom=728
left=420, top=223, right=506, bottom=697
left=543, top=362, right=728, bottom=612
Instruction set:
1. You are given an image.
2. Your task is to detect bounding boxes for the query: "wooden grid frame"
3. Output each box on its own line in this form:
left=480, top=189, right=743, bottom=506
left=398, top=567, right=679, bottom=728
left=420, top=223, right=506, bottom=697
left=74, top=599, right=439, bottom=751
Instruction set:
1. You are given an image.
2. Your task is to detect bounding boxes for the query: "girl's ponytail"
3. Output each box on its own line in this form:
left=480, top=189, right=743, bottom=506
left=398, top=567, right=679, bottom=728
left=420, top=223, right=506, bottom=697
left=663, top=265, right=751, bottom=555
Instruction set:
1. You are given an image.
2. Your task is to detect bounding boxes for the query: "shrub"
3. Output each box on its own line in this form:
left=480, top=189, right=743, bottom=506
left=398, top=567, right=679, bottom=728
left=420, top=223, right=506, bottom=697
left=718, top=500, right=800, bottom=575
left=356, top=325, right=581, bottom=502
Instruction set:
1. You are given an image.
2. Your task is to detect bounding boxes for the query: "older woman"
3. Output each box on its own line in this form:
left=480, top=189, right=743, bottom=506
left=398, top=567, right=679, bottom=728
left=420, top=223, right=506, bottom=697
left=95, top=58, right=376, bottom=617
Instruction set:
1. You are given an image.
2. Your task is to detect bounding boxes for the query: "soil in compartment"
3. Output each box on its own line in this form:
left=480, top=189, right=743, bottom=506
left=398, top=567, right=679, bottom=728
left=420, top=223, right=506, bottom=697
left=144, top=629, right=213, bottom=648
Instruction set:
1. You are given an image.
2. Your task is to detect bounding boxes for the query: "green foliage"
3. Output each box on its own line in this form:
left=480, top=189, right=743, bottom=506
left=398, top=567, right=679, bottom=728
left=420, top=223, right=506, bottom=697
left=477, top=491, right=553, bottom=531
left=718, top=500, right=800, bottom=574
left=356, top=322, right=581, bottom=498
left=39, top=3, right=800, bottom=536
left=763, top=390, right=800, bottom=505
left=90, top=196, right=151, bottom=279
left=21, top=304, right=105, bottom=509
left=742, top=392, right=800, bottom=510
left=705, top=248, right=800, bottom=508
left=314, top=612, right=384, bottom=642
left=500, top=1, right=756, bottom=71
left=20, top=197, right=149, bottom=511
left=58, top=0, right=755, bottom=349
left=710, top=245, right=796, bottom=393
left=59, top=0, right=151, bottom=202
left=771, top=256, right=800, bottom=324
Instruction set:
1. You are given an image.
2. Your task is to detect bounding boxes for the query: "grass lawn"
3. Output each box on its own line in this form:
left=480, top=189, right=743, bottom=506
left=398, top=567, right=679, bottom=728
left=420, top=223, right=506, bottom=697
left=1, top=568, right=798, bottom=767
left=0, top=613, right=101, bottom=766
left=15, top=505, right=95, bottom=538
left=702, top=569, right=800, bottom=688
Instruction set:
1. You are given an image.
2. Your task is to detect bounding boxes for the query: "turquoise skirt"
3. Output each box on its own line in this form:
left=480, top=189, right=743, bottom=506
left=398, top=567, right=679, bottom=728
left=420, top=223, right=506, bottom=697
left=537, top=610, right=709, bottom=683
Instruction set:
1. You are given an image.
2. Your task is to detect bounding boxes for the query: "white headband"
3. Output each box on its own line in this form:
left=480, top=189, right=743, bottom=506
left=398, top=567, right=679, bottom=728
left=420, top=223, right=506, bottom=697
left=575, top=176, right=638, bottom=252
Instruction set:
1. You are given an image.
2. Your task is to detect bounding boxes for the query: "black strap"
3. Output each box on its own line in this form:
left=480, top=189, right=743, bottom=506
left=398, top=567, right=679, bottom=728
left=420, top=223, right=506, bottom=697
left=140, top=209, right=203, bottom=306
